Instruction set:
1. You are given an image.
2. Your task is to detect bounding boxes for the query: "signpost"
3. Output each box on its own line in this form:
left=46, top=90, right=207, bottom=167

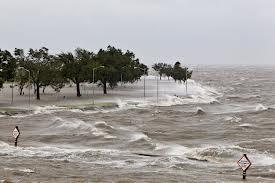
left=237, top=154, right=252, bottom=179
left=13, top=126, right=20, bottom=147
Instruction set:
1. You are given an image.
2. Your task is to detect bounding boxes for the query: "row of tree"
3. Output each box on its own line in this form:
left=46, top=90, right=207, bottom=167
left=0, top=46, right=192, bottom=101
left=152, top=62, right=192, bottom=82
left=0, top=46, right=148, bottom=100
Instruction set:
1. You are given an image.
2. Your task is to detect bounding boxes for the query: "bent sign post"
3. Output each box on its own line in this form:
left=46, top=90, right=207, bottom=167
left=237, top=154, right=252, bottom=179
left=13, top=126, right=20, bottom=147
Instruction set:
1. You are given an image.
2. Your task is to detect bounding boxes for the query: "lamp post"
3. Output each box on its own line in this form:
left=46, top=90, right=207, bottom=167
left=134, top=67, right=146, bottom=98
left=92, top=66, right=104, bottom=105
left=18, top=67, right=31, bottom=107
left=157, top=74, right=159, bottom=104
left=185, top=67, right=188, bottom=96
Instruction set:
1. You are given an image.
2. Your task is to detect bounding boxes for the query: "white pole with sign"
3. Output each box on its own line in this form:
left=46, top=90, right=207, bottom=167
left=237, top=154, right=252, bottom=179
left=13, top=126, right=20, bottom=147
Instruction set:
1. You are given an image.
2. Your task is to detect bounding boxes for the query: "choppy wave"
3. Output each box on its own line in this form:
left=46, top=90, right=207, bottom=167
left=129, top=132, right=150, bottom=142
left=33, top=105, right=66, bottom=114
left=46, top=117, right=115, bottom=138
left=227, top=94, right=261, bottom=101
left=156, top=80, right=221, bottom=106
left=153, top=143, right=275, bottom=166
left=0, top=140, right=120, bottom=160
left=256, top=104, right=268, bottom=111
left=97, top=79, right=221, bottom=110
left=239, top=123, right=257, bottom=128
left=196, top=107, right=205, bottom=115
left=215, top=103, right=272, bottom=115
left=4, top=80, right=222, bottom=118
left=224, top=116, right=242, bottom=123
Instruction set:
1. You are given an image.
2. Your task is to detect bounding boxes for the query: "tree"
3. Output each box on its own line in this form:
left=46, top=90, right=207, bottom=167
left=93, top=46, right=148, bottom=94
left=172, top=62, right=192, bottom=83
left=15, top=69, right=29, bottom=95
left=57, top=48, right=94, bottom=97
left=0, top=49, right=17, bottom=88
left=152, top=63, right=168, bottom=80
left=163, top=64, right=173, bottom=80
left=50, top=59, right=67, bottom=93
left=20, top=47, right=53, bottom=100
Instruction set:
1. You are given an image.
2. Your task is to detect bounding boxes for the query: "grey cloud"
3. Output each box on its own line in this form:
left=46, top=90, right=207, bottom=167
left=0, top=0, right=274, bottom=65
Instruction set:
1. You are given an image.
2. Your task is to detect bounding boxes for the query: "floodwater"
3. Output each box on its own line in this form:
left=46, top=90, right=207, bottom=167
left=0, top=65, right=275, bottom=182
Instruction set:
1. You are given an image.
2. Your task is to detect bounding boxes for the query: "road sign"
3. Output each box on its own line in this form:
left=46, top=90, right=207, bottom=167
left=13, top=126, right=20, bottom=139
left=237, top=154, right=251, bottom=171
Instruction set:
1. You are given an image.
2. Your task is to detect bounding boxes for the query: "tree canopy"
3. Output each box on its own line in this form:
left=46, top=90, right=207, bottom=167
left=0, top=49, right=17, bottom=88
left=152, top=63, right=168, bottom=80
left=152, top=61, right=192, bottom=82
left=171, top=62, right=193, bottom=83
left=93, top=46, right=148, bottom=94
left=57, top=48, right=94, bottom=97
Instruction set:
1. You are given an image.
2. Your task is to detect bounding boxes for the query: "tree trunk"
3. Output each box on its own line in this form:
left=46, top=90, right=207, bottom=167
left=19, top=86, right=23, bottom=95
left=43, top=86, right=46, bottom=93
left=160, top=74, right=162, bottom=80
left=33, top=83, right=36, bottom=94
left=103, top=81, right=107, bottom=94
left=76, top=82, right=81, bottom=97
left=36, top=83, right=40, bottom=100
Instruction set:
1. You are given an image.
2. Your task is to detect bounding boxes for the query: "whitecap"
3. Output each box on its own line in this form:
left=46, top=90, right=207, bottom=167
left=33, top=105, right=65, bottom=114
left=255, top=104, right=267, bottom=111
left=19, top=168, right=35, bottom=173
left=196, top=107, right=205, bottom=115
left=239, top=123, right=257, bottom=128
left=225, top=116, right=242, bottom=123
left=129, top=132, right=150, bottom=142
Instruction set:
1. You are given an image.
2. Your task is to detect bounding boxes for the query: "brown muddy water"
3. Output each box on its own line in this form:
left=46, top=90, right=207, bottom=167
left=0, top=66, right=275, bottom=182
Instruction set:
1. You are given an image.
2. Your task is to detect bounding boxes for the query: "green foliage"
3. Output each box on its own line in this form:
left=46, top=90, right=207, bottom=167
left=172, top=62, right=192, bottom=83
left=15, top=69, right=29, bottom=95
left=0, top=49, right=17, bottom=86
left=0, top=78, right=3, bottom=89
left=152, top=61, right=192, bottom=82
left=57, top=48, right=95, bottom=97
left=163, top=65, right=173, bottom=80
left=50, top=59, right=67, bottom=93
left=0, top=46, right=148, bottom=99
left=93, top=46, right=148, bottom=94
left=19, top=47, right=54, bottom=100
left=152, top=63, right=168, bottom=79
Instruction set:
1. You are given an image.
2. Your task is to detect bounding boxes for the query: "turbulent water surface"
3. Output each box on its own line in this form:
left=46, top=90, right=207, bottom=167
left=0, top=66, right=275, bottom=182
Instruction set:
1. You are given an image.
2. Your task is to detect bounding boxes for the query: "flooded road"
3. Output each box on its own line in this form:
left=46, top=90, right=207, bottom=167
left=0, top=65, right=275, bottom=182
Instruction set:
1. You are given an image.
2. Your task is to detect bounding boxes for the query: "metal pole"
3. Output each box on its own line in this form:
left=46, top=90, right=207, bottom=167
left=157, top=75, right=159, bottom=104
left=243, top=170, right=246, bottom=179
left=15, top=137, right=18, bottom=147
left=92, top=68, right=95, bottom=105
left=143, top=69, right=145, bottom=98
left=185, top=68, right=188, bottom=96
left=28, top=71, right=30, bottom=107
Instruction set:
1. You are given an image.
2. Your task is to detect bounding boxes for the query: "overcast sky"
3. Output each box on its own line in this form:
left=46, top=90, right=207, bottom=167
left=0, top=0, right=274, bottom=65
